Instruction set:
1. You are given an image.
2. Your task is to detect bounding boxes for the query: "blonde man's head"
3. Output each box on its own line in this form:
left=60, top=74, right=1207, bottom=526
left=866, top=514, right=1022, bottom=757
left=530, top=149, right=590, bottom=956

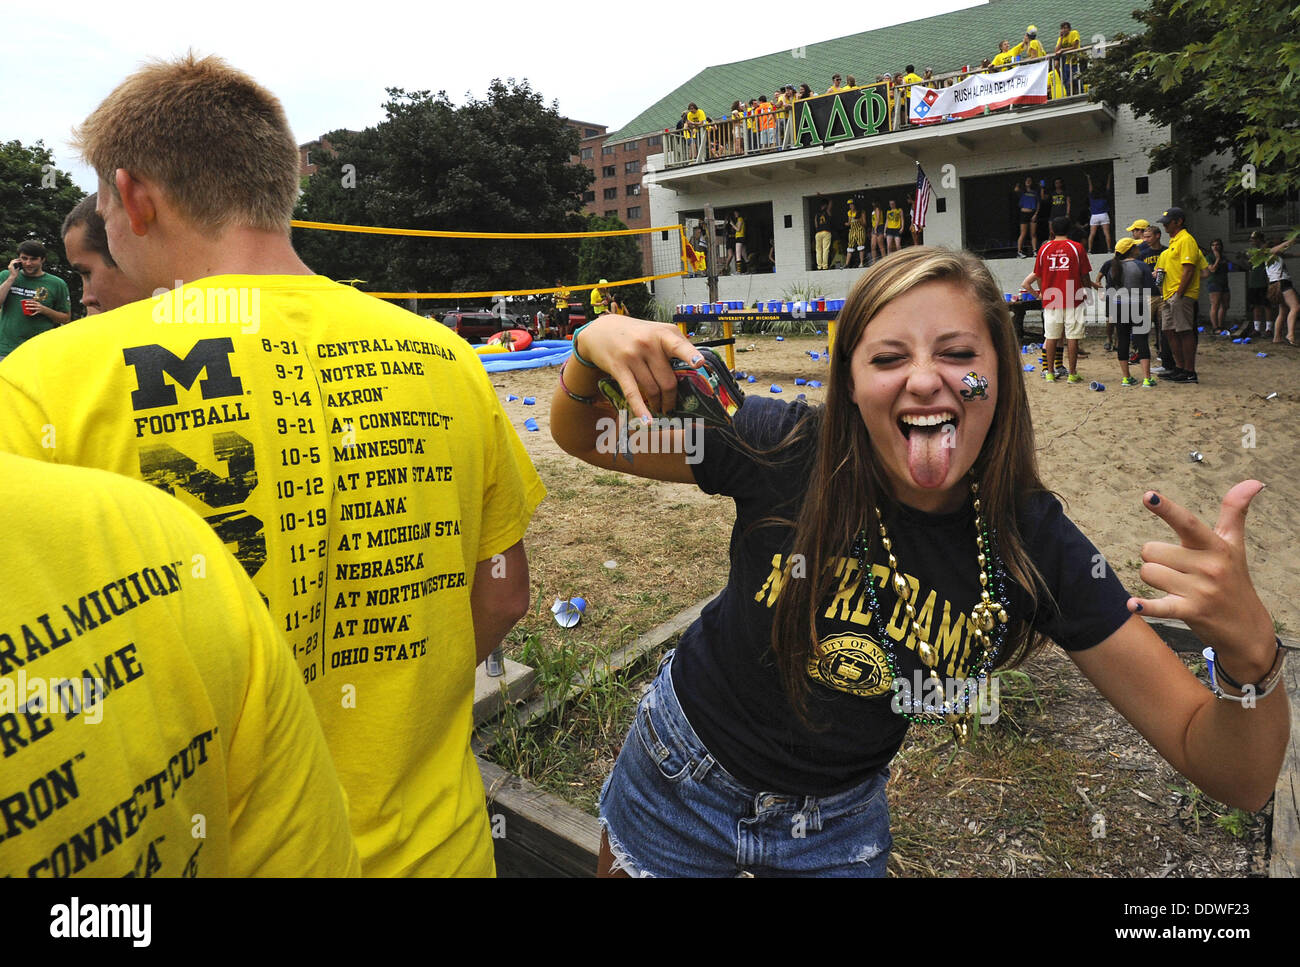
left=74, top=52, right=300, bottom=234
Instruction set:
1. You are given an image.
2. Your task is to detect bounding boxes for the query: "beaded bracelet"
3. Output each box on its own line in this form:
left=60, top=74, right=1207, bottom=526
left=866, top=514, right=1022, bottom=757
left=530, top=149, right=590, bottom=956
left=570, top=322, right=598, bottom=369
left=558, top=359, right=599, bottom=404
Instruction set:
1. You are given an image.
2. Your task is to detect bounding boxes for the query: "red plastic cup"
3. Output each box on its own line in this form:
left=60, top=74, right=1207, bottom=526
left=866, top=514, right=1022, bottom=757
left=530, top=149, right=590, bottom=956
left=22, top=300, right=38, bottom=316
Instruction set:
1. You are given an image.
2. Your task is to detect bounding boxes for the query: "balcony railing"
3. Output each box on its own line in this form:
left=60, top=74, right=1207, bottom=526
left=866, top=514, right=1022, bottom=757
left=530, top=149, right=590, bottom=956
left=663, top=100, right=802, bottom=167
left=662, top=41, right=1117, bottom=169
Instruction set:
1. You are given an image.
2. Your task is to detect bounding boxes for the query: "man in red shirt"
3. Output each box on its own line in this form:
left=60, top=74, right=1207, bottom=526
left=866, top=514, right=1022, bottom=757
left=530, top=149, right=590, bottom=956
left=1021, top=215, right=1093, bottom=382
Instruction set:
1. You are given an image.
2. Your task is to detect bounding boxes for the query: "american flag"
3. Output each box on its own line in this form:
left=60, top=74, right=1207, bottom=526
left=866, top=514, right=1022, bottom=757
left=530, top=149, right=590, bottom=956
left=914, top=164, right=933, bottom=229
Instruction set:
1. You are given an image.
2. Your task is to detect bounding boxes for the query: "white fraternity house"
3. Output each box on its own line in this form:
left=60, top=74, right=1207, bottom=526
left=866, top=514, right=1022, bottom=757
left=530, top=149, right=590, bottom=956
left=603, top=0, right=1293, bottom=314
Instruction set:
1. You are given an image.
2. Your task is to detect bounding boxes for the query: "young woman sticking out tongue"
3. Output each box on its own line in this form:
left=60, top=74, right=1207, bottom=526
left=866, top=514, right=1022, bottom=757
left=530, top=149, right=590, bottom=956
left=550, top=247, right=1289, bottom=878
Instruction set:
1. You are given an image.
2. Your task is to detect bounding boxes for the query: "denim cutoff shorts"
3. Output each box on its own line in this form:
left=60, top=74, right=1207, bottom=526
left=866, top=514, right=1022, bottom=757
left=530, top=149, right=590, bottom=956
left=599, top=650, right=892, bottom=877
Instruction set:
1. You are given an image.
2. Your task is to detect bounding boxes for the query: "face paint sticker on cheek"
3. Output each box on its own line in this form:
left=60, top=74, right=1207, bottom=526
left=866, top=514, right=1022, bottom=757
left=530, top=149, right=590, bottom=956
left=959, top=371, right=990, bottom=402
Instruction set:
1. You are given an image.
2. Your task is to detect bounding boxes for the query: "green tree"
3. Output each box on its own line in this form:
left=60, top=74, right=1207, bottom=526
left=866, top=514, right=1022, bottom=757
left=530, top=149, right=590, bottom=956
left=1088, top=0, right=1300, bottom=216
left=0, top=140, right=86, bottom=311
left=576, top=215, right=651, bottom=317
left=293, top=80, right=592, bottom=301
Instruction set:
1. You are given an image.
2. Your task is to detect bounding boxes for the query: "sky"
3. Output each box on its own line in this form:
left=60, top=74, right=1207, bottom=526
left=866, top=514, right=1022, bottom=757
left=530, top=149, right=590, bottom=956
left=17, top=0, right=986, bottom=191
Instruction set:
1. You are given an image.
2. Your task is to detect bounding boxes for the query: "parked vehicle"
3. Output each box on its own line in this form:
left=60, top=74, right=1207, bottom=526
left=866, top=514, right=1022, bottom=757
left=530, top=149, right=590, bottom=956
left=440, top=310, right=534, bottom=344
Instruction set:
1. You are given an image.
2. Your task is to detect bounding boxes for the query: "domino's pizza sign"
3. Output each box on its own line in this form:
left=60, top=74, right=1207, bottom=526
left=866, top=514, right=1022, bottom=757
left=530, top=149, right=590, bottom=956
left=912, top=88, right=940, bottom=119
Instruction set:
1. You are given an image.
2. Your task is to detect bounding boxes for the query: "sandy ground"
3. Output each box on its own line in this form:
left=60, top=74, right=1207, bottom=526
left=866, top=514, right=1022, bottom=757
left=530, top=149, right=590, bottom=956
left=489, top=329, right=1300, bottom=638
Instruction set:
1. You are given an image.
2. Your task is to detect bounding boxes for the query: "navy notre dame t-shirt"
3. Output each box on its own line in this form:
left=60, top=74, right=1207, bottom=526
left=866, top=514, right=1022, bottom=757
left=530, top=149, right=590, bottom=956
left=671, top=396, right=1132, bottom=795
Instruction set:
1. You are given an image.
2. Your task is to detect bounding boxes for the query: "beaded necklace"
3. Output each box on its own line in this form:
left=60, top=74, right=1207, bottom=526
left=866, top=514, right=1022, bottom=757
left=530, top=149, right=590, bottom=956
left=849, top=480, right=1009, bottom=746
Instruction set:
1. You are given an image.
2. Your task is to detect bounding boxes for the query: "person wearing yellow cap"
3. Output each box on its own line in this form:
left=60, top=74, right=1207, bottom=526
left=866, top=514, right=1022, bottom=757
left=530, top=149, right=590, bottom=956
left=1097, top=236, right=1158, bottom=386
left=591, top=279, right=609, bottom=315
left=1126, top=218, right=1150, bottom=240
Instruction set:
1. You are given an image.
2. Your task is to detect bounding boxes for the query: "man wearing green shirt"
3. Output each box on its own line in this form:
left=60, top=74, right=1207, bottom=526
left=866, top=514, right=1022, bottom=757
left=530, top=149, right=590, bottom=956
left=0, top=240, right=71, bottom=360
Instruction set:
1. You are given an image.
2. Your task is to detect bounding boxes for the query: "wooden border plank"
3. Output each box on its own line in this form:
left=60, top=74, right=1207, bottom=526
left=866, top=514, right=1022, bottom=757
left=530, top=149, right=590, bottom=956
left=479, top=757, right=599, bottom=878
left=1269, top=651, right=1300, bottom=877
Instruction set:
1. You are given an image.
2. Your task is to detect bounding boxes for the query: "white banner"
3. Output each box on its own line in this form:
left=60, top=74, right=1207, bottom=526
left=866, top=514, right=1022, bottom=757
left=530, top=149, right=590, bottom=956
left=909, top=62, right=1050, bottom=125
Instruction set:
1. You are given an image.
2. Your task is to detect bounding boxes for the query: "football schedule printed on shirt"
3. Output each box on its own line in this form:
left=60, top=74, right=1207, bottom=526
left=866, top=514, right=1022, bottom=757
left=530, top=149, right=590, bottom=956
left=128, top=330, right=468, bottom=688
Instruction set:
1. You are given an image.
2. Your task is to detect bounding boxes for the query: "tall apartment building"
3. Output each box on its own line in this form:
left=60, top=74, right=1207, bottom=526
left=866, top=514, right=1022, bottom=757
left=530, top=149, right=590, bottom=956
left=569, top=120, right=661, bottom=275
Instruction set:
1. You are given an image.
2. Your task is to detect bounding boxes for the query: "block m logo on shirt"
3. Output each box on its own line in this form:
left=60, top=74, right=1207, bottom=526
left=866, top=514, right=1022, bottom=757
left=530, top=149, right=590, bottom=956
left=122, top=338, right=244, bottom=411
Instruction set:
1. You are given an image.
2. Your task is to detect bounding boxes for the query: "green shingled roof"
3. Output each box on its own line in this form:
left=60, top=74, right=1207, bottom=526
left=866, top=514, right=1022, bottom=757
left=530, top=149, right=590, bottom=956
left=606, top=0, right=1146, bottom=141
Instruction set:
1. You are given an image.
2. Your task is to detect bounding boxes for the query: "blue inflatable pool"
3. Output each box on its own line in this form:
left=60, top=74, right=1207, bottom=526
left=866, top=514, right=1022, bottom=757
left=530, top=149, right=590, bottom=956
left=477, top=339, right=573, bottom=372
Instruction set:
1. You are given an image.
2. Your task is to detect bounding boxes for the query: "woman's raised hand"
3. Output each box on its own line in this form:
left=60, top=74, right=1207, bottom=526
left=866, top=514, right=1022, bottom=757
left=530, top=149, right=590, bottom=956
left=575, top=316, right=704, bottom=422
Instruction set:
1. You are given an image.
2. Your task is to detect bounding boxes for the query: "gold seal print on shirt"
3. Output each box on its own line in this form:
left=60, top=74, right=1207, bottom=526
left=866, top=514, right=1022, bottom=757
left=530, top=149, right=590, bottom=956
left=753, top=552, right=978, bottom=698
left=807, top=633, right=892, bottom=697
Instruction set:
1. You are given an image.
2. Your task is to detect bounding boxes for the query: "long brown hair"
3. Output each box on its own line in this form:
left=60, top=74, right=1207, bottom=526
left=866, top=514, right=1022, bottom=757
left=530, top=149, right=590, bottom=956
left=769, top=247, right=1053, bottom=717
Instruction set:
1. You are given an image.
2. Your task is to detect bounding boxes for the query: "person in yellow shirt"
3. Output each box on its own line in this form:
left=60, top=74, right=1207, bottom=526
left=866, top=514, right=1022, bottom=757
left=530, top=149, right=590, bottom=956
left=870, top=201, right=886, bottom=264
left=885, top=198, right=904, bottom=253
left=1011, top=26, right=1048, bottom=60
left=591, top=279, right=611, bottom=314
left=990, top=40, right=1017, bottom=69
left=1156, top=207, right=1202, bottom=383
left=774, top=87, right=794, bottom=147
left=729, top=100, right=746, bottom=154
left=845, top=200, right=866, bottom=268
left=684, top=103, right=707, bottom=133
left=0, top=53, right=545, bottom=877
left=684, top=103, right=709, bottom=161
left=897, top=65, right=924, bottom=123
left=1055, top=21, right=1083, bottom=91
left=730, top=211, right=747, bottom=270
left=551, top=279, right=575, bottom=335
left=826, top=73, right=844, bottom=94
left=0, top=453, right=361, bottom=878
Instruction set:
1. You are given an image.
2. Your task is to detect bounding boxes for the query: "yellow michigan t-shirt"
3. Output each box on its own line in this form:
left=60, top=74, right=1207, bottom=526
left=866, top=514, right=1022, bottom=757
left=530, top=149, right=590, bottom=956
left=0, top=452, right=359, bottom=877
left=0, top=275, right=546, bottom=876
left=1162, top=230, right=1203, bottom=300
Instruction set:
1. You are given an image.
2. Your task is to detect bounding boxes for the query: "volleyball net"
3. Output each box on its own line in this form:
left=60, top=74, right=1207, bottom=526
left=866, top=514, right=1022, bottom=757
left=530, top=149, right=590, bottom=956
left=290, top=218, right=691, bottom=304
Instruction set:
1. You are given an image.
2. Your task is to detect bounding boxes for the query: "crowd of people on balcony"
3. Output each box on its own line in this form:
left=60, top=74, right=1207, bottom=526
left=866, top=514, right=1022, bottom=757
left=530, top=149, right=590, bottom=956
left=669, top=21, right=1089, bottom=161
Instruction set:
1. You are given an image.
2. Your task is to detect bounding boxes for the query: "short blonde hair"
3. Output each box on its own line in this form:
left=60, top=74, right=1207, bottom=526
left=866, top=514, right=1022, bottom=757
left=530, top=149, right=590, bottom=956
left=74, top=52, right=300, bottom=233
